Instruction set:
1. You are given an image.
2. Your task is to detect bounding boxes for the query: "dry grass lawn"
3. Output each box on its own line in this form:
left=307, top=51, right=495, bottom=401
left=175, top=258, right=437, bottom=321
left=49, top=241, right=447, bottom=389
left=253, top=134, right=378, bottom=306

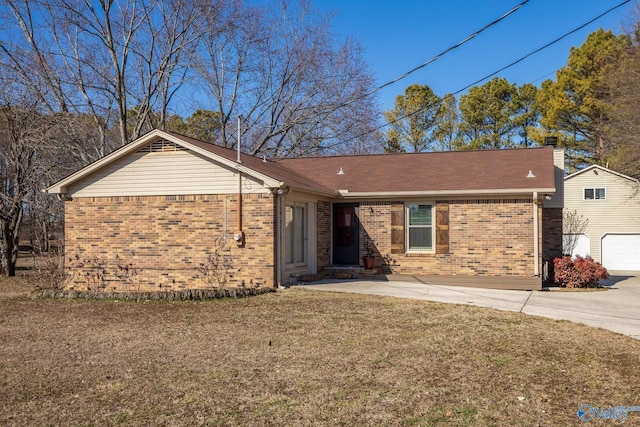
left=1, top=276, right=640, bottom=426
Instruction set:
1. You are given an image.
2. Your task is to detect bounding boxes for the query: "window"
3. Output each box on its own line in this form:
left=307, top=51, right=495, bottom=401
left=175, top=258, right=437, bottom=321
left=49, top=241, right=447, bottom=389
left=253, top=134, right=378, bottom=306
left=285, top=202, right=307, bottom=267
left=584, top=188, right=605, bottom=200
left=406, top=203, right=433, bottom=252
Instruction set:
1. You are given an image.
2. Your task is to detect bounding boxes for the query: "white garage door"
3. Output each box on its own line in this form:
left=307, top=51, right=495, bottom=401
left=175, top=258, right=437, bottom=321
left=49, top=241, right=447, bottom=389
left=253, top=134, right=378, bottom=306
left=564, top=234, right=590, bottom=258
left=601, top=234, right=640, bottom=271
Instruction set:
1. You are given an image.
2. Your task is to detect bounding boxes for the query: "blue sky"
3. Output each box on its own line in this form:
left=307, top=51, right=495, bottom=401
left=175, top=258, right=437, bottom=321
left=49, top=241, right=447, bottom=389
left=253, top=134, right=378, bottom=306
left=316, top=0, right=637, bottom=111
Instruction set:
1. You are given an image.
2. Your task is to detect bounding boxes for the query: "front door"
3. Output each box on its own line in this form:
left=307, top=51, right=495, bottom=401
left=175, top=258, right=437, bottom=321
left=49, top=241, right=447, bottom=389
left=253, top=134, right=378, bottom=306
left=333, top=203, right=359, bottom=265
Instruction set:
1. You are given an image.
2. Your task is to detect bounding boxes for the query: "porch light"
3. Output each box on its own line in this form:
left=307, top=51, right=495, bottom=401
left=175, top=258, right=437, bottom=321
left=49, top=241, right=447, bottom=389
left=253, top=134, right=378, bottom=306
left=526, top=170, right=535, bottom=178
left=337, top=167, right=345, bottom=175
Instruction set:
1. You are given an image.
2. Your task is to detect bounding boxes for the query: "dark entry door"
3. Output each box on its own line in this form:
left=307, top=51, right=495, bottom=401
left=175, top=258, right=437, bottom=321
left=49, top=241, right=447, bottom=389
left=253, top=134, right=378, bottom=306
left=333, top=203, right=359, bottom=265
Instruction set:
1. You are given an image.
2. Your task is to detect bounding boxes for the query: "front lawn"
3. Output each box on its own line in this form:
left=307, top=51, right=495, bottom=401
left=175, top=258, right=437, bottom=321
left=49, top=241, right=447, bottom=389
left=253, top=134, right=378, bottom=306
left=1, top=278, right=639, bottom=426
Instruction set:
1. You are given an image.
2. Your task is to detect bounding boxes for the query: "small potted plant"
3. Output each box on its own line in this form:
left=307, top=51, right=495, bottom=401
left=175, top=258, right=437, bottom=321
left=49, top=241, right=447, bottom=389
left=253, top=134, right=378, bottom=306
left=362, top=239, right=375, bottom=269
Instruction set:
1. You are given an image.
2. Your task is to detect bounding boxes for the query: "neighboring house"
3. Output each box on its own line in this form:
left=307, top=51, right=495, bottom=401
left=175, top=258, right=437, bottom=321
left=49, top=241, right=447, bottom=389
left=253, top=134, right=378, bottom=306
left=564, top=165, right=640, bottom=271
left=47, top=129, right=563, bottom=292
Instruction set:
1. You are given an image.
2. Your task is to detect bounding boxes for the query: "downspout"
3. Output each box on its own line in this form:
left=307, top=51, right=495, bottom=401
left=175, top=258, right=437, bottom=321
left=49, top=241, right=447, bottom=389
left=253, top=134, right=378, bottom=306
left=235, top=115, right=245, bottom=246
left=223, top=197, right=227, bottom=244
left=275, top=192, right=282, bottom=288
left=274, top=187, right=291, bottom=288
left=238, top=172, right=243, bottom=233
left=533, top=191, right=539, bottom=276
left=234, top=170, right=245, bottom=245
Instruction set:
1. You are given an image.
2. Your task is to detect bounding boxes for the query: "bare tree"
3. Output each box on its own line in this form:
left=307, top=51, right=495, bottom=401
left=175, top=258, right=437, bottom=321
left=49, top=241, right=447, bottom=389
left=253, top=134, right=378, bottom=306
left=193, top=0, right=379, bottom=157
left=562, top=209, right=589, bottom=256
left=2, top=0, right=379, bottom=159
left=0, top=87, right=60, bottom=275
left=190, top=0, right=251, bottom=149
left=1, top=0, right=204, bottom=156
left=1, top=0, right=113, bottom=162
left=126, top=0, right=206, bottom=138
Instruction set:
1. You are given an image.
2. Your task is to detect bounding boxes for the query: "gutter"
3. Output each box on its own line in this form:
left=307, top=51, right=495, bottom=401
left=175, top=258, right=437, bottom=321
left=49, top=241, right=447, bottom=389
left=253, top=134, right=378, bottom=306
left=337, top=188, right=556, bottom=198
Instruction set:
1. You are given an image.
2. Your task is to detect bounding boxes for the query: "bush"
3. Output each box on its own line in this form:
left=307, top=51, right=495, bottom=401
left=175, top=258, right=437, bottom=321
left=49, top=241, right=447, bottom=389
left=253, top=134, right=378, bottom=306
left=33, top=253, right=66, bottom=291
left=553, top=256, right=609, bottom=288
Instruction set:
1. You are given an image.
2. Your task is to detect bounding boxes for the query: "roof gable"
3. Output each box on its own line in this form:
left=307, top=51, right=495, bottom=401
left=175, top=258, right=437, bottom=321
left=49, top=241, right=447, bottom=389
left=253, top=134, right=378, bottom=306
left=564, top=164, right=640, bottom=185
left=47, top=130, right=290, bottom=194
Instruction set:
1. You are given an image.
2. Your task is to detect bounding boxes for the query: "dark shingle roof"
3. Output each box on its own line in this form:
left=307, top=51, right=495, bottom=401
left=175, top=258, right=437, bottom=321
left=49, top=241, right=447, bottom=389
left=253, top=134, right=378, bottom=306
left=164, top=131, right=335, bottom=194
left=166, top=132, right=557, bottom=195
left=49, top=130, right=556, bottom=197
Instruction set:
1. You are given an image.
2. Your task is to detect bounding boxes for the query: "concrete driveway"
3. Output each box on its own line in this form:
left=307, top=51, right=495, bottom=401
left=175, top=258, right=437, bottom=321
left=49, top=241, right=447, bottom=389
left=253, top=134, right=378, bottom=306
left=304, top=272, right=640, bottom=340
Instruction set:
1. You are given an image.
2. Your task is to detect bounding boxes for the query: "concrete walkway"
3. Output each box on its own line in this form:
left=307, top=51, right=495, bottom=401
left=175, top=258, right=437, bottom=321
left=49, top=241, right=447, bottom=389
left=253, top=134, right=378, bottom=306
left=303, top=272, right=640, bottom=340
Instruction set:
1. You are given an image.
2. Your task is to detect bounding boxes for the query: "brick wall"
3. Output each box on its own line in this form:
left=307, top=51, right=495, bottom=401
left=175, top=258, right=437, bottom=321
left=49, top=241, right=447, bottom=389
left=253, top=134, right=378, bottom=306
left=359, top=202, right=391, bottom=267
left=316, top=201, right=331, bottom=269
left=542, top=207, right=563, bottom=259
left=356, top=199, right=536, bottom=276
left=64, top=193, right=276, bottom=292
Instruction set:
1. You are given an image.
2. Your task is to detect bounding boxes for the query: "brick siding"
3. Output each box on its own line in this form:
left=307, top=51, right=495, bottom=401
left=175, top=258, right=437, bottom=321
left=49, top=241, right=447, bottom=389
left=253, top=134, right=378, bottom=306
left=64, top=193, right=275, bottom=292
left=542, top=207, right=563, bottom=259
left=356, top=199, right=538, bottom=276
left=316, top=201, right=331, bottom=269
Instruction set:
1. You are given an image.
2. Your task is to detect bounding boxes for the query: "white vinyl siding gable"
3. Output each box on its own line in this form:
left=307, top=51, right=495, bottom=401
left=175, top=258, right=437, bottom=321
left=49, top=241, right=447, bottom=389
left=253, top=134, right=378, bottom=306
left=66, top=149, right=269, bottom=197
left=564, top=167, right=640, bottom=263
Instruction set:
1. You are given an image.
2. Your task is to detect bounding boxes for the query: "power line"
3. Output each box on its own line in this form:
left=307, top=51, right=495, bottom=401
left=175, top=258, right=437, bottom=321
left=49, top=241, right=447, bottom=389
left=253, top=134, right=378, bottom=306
left=455, top=0, right=631, bottom=93
left=347, top=0, right=631, bottom=145
left=268, top=1, right=531, bottom=147
left=367, top=0, right=531, bottom=97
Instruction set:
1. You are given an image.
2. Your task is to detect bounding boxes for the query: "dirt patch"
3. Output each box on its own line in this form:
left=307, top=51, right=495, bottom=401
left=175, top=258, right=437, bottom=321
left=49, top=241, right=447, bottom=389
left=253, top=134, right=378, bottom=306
left=548, top=287, right=609, bottom=292
left=1, top=281, right=639, bottom=425
left=0, top=275, right=37, bottom=299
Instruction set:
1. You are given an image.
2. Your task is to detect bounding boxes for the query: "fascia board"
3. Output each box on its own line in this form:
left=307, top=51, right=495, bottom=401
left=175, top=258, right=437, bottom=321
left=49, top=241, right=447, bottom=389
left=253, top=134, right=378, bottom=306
left=336, top=188, right=556, bottom=198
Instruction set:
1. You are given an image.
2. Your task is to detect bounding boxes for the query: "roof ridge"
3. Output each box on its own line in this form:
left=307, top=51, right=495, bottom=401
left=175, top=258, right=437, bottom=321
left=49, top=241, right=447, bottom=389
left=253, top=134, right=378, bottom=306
left=275, top=145, right=550, bottom=161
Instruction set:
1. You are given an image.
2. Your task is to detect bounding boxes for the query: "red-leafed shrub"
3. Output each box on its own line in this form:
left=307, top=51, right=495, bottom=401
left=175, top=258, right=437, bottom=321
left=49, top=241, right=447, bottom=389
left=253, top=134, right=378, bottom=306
left=553, top=256, right=609, bottom=288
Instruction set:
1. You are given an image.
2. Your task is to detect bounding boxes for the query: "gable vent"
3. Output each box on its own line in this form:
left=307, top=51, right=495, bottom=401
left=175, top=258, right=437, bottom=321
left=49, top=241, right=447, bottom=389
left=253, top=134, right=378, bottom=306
left=138, top=139, right=188, bottom=153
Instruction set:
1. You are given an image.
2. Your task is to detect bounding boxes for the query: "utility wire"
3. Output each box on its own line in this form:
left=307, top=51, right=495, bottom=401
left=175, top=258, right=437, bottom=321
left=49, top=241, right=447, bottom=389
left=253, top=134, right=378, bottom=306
left=267, top=2, right=530, bottom=142
left=367, top=0, right=530, bottom=97
left=455, top=0, right=631, bottom=94
left=347, top=0, right=631, bottom=145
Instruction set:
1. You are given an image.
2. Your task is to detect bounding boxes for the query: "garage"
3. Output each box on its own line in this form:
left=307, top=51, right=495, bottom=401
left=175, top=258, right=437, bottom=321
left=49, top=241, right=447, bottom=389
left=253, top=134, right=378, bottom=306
left=601, top=234, right=640, bottom=271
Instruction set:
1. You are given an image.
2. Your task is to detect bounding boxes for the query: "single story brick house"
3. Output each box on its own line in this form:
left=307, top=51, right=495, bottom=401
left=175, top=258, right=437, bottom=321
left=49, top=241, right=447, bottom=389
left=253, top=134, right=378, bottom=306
left=47, top=129, right=564, bottom=292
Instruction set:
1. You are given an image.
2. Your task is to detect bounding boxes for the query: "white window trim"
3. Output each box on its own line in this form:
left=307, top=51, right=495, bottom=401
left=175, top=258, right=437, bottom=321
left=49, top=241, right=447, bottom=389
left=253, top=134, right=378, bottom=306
left=583, top=187, right=606, bottom=201
left=405, top=202, right=435, bottom=254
